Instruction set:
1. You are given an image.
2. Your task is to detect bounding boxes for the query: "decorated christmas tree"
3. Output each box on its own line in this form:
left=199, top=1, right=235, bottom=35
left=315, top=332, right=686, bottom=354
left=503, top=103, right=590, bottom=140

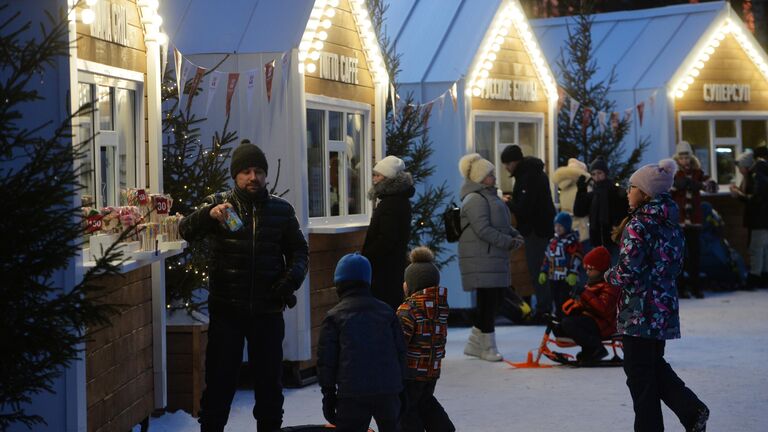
left=161, top=59, right=236, bottom=313
left=369, top=0, right=453, bottom=267
left=556, top=1, right=647, bottom=182
left=0, top=5, right=124, bottom=428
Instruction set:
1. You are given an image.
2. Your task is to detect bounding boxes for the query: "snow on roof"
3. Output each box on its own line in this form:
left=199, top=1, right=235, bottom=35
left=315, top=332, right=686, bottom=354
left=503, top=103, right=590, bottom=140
left=160, top=0, right=315, bottom=54
left=530, top=2, right=729, bottom=91
left=385, top=0, right=557, bottom=99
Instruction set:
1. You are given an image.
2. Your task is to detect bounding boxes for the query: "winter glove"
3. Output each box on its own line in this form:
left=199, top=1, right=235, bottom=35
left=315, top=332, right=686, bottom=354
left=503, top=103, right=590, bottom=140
left=562, top=298, right=582, bottom=316
left=565, top=273, right=578, bottom=287
left=321, top=386, right=337, bottom=425
left=509, top=235, right=525, bottom=250
left=577, top=175, right=588, bottom=191
left=538, top=272, right=548, bottom=285
left=272, top=277, right=298, bottom=309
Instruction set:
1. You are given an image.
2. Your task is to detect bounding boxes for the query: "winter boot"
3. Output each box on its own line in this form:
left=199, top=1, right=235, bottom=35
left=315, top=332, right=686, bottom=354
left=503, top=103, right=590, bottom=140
left=478, top=332, right=503, bottom=362
left=746, top=273, right=760, bottom=290
left=463, top=327, right=483, bottom=358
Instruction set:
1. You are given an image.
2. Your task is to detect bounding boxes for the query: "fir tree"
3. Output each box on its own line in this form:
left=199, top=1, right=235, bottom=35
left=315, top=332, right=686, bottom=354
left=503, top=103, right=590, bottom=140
left=0, top=4, right=125, bottom=428
left=162, top=58, right=236, bottom=312
left=368, top=0, right=453, bottom=267
left=556, top=1, right=647, bottom=182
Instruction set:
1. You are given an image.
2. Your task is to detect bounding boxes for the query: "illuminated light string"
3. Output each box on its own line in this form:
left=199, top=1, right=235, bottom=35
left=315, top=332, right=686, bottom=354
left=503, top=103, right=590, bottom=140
left=298, top=0, right=388, bottom=83
left=78, top=0, right=168, bottom=44
left=673, top=18, right=768, bottom=99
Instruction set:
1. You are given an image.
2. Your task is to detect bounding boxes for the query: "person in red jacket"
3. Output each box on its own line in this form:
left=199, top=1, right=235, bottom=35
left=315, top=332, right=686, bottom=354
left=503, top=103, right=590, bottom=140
left=552, top=246, right=619, bottom=363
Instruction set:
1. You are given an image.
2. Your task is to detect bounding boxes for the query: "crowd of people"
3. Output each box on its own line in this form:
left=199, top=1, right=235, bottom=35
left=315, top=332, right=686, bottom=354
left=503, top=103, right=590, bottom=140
left=180, top=139, right=768, bottom=432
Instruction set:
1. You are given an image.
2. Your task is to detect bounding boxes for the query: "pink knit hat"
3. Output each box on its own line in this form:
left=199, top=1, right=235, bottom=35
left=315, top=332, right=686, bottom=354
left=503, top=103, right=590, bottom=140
left=629, top=159, right=678, bottom=198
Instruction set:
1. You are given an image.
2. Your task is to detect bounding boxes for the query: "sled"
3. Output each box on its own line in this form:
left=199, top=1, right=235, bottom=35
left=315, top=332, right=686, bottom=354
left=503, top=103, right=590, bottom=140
left=507, top=325, right=623, bottom=369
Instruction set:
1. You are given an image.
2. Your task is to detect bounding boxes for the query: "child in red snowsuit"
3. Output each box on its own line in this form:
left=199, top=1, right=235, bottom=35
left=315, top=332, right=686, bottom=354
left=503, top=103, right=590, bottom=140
left=553, top=246, right=619, bottom=363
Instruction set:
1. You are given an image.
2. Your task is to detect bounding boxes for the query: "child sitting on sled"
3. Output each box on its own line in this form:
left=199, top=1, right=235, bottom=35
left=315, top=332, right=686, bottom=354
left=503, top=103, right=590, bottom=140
left=551, top=246, right=619, bottom=363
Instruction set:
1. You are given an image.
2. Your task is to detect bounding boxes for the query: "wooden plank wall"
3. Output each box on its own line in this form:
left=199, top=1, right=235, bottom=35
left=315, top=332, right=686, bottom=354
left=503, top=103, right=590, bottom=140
left=85, top=266, right=154, bottom=432
left=675, top=34, right=768, bottom=116
left=167, top=324, right=208, bottom=416
left=75, top=0, right=151, bottom=189
left=302, top=229, right=367, bottom=370
left=470, top=24, right=551, bottom=166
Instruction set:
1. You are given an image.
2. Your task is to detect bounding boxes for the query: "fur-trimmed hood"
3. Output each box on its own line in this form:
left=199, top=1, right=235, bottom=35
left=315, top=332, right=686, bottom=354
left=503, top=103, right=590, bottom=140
left=553, top=165, right=590, bottom=189
left=368, top=171, right=415, bottom=200
left=673, top=154, right=702, bottom=170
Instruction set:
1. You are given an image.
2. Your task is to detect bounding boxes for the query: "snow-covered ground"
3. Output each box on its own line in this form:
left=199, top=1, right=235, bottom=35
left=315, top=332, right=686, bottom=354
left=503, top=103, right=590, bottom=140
left=148, top=290, right=768, bottom=431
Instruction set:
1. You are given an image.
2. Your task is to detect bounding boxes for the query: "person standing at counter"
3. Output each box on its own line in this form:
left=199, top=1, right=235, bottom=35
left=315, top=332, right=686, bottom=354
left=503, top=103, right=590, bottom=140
left=180, top=140, right=309, bottom=432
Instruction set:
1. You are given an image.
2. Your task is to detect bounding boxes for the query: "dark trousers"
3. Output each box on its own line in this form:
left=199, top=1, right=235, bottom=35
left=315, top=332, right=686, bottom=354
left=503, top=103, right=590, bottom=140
left=401, top=380, right=455, bottom=432
left=335, top=394, right=401, bottom=432
left=556, top=314, right=602, bottom=352
left=622, top=336, right=707, bottom=432
left=549, top=280, right=571, bottom=319
left=524, top=233, right=552, bottom=314
left=474, top=288, right=503, bottom=333
left=679, top=225, right=702, bottom=296
left=198, top=309, right=285, bottom=432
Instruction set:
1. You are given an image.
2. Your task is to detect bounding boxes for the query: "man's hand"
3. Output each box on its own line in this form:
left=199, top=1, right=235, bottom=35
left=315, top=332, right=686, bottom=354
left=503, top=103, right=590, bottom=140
left=502, top=194, right=511, bottom=203
left=209, top=202, right=233, bottom=223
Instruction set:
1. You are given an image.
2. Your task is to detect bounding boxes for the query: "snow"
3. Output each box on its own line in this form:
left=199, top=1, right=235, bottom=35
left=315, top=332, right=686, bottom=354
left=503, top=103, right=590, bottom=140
left=147, top=290, right=768, bottom=431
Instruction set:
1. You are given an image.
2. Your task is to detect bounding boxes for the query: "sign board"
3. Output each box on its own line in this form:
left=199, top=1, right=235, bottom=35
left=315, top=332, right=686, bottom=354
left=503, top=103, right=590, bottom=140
left=318, top=51, right=360, bottom=85
left=703, top=83, right=751, bottom=102
left=480, top=78, right=539, bottom=102
left=90, top=1, right=129, bottom=46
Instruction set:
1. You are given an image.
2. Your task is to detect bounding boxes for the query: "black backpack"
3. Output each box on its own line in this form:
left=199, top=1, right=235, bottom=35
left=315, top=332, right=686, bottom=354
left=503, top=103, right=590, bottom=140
left=443, top=192, right=487, bottom=243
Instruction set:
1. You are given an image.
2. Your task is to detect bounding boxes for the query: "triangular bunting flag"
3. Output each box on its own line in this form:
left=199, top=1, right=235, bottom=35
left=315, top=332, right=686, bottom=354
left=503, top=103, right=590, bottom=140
left=423, top=102, right=433, bottom=128
left=246, top=69, right=258, bottom=114
left=264, top=59, right=276, bottom=103
left=557, top=87, right=566, bottom=112
left=610, top=111, right=620, bottom=134
left=623, top=108, right=633, bottom=124
left=636, top=102, right=645, bottom=127
left=205, top=71, right=222, bottom=116
left=186, top=66, right=206, bottom=113
left=225, top=73, right=240, bottom=117
left=598, top=111, right=607, bottom=133
left=390, top=83, right=397, bottom=117
left=568, top=99, right=580, bottom=126
left=649, top=93, right=656, bottom=114
left=178, top=62, right=191, bottom=113
left=450, top=82, right=458, bottom=112
left=174, top=47, right=183, bottom=100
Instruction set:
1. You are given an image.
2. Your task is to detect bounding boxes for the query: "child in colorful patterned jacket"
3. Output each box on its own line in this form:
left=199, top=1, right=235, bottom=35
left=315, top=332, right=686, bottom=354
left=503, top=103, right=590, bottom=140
left=552, top=246, right=619, bottom=363
left=539, top=212, right=583, bottom=318
left=396, top=247, right=455, bottom=432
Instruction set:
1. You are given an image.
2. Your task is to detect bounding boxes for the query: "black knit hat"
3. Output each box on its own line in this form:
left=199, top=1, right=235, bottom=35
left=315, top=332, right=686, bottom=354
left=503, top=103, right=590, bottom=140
left=501, top=145, right=523, bottom=163
left=230, top=139, right=268, bottom=178
left=589, top=156, right=609, bottom=175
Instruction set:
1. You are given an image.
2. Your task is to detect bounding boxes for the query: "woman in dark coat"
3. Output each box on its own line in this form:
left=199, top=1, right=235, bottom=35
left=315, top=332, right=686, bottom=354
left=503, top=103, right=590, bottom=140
left=362, top=155, right=415, bottom=310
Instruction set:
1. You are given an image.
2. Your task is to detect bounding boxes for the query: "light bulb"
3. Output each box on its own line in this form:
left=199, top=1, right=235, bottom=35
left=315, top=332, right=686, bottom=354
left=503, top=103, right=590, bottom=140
left=483, top=61, right=493, bottom=70
left=156, top=32, right=168, bottom=45
left=86, top=0, right=97, bottom=5
left=321, top=19, right=332, bottom=28
left=480, top=69, right=489, bottom=78
left=325, top=8, right=336, bottom=18
left=495, top=36, right=504, bottom=45
left=675, top=90, right=684, bottom=98
left=472, top=87, right=482, bottom=97
left=685, top=76, right=694, bottom=85
left=313, top=40, right=324, bottom=50
left=487, top=52, right=497, bottom=61
left=492, top=44, right=500, bottom=52
left=307, top=19, right=319, bottom=29
left=691, top=69, right=700, bottom=77
left=310, top=51, right=320, bottom=61
left=81, top=8, right=95, bottom=24
left=306, top=63, right=317, bottom=73
left=318, top=31, right=328, bottom=41
left=328, top=0, right=339, bottom=6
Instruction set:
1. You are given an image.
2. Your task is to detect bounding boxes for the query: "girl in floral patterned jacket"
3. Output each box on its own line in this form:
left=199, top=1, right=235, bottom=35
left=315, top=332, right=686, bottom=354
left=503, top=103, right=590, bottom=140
left=606, top=159, right=708, bottom=432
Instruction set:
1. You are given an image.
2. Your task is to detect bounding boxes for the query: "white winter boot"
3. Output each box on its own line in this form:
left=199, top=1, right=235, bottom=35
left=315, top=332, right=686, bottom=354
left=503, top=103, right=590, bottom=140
left=479, top=332, right=503, bottom=362
left=463, top=327, right=483, bottom=358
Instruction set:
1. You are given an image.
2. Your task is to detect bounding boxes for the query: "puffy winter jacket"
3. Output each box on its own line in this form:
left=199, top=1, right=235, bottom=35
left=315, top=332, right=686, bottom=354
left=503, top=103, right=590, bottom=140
left=506, top=157, right=556, bottom=237
left=574, top=178, right=628, bottom=247
left=670, top=157, right=707, bottom=225
left=738, top=159, right=768, bottom=229
left=458, top=180, right=524, bottom=291
left=606, top=193, right=684, bottom=340
left=397, top=286, right=449, bottom=381
left=362, top=172, right=415, bottom=309
left=179, top=187, right=308, bottom=313
left=576, top=280, right=620, bottom=338
left=317, top=282, right=406, bottom=398
left=540, top=230, right=582, bottom=281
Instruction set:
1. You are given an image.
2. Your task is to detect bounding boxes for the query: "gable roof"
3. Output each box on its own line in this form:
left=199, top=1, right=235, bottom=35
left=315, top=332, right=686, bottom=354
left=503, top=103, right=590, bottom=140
left=386, top=0, right=556, bottom=98
left=530, top=2, right=733, bottom=92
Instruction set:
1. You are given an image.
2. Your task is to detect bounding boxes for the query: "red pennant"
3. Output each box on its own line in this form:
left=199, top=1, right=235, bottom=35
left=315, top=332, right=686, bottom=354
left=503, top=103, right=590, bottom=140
left=264, top=60, right=276, bottom=103
left=636, top=102, right=645, bottom=127
left=186, top=66, right=206, bottom=112
left=226, top=73, right=240, bottom=117
left=582, top=106, right=593, bottom=131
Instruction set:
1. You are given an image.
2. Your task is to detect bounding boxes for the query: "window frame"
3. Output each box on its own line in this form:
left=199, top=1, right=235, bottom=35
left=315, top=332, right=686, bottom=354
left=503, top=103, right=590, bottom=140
left=471, top=110, right=545, bottom=192
left=77, top=68, right=144, bottom=208
left=678, top=111, right=768, bottom=190
left=306, top=95, right=372, bottom=228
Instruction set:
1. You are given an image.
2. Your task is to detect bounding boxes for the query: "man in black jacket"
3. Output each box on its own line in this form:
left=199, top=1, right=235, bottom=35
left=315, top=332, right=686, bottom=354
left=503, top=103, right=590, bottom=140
left=318, top=253, right=407, bottom=432
left=179, top=140, right=309, bottom=432
left=501, top=145, right=556, bottom=320
left=732, top=146, right=768, bottom=288
left=573, top=156, right=628, bottom=259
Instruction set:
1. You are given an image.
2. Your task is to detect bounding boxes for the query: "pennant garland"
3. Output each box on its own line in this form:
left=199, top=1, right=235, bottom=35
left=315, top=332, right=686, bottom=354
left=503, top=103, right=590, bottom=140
left=264, top=60, right=276, bottom=103
left=597, top=111, right=607, bottom=133
left=205, top=72, right=222, bottom=116
left=450, top=82, right=458, bottom=112
left=568, top=99, right=580, bottom=126
left=636, top=102, right=645, bottom=127
left=610, top=111, right=620, bottom=134
left=246, top=69, right=258, bottom=114
left=174, top=47, right=183, bottom=101
left=390, top=83, right=397, bottom=117
left=186, top=66, right=206, bottom=112
left=225, top=73, right=240, bottom=117
left=623, top=108, right=633, bottom=125
left=581, top=106, right=592, bottom=132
